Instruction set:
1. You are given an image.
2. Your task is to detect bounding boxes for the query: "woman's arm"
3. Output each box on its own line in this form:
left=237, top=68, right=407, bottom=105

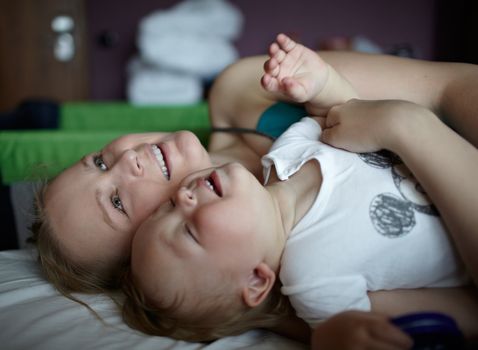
left=209, top=52, right=478, bottom=151
left=369, top=286, right=478, bottom=339
left=320, top=51, right=478, bottom=147
left=207, top=56, right=279, bottom=179
left=312, top=310, right=413, bottom=350
left=309, top=286, right=478, bottom=350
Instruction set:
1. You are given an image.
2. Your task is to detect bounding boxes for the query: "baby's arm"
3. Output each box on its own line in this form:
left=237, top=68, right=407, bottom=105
left=320, top=99, right=478, bottom=286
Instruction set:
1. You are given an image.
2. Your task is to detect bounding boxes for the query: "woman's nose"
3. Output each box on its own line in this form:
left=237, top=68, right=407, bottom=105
left=115, top=149, right=142, bottom=176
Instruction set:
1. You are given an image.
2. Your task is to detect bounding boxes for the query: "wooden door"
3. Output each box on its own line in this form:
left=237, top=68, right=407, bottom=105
left=0, top=0, right=89, bottom=111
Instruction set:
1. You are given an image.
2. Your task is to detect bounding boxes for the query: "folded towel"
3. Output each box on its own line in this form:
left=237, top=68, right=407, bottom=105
left=140, top=0, right=243, bottom=41
left=127, top=58, right=203, bottom=105
left=138, top=32, right=238, bottom=79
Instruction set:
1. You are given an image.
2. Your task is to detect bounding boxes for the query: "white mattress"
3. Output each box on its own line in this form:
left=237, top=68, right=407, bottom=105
left=0, top=249, right=306, bottom=350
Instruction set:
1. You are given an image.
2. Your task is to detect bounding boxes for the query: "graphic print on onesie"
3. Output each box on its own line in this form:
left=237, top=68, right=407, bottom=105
left=358, top=150, right=439, bottom=238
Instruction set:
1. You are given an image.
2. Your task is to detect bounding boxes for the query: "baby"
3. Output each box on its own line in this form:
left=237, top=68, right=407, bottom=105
left=121, top=34, right=474, bottom=343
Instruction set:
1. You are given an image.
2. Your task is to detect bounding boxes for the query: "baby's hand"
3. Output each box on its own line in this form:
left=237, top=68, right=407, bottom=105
left=320, top=99, right=423, bottom=153
left=311, top=310, right=413, bottom=350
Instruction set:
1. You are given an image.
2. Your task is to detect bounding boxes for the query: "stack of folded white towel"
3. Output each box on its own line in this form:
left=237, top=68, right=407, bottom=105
left=127, top=0, right=243, bottom=105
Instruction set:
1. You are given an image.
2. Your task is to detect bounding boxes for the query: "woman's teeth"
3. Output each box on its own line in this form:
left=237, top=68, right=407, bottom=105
left=151, top=144, right=170, bottom=180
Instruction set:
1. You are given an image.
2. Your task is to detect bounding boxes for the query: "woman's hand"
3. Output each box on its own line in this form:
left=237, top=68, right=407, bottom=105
left=319, top=99, right=426, bottom=153
left=311, top=310, right=413, bottom=350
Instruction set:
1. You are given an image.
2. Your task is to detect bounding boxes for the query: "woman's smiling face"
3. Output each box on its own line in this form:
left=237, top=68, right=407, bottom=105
left=44, top=131, right=212, bottom=272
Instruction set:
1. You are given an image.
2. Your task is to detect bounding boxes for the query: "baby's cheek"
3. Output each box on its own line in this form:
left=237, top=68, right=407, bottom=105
left=195, top=205, right=230, bottom=238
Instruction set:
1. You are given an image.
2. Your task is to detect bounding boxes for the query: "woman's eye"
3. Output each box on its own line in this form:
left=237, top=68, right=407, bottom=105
left=111, top=193, right=125, bottom=213
left=94, top=155, right=108, bottom=171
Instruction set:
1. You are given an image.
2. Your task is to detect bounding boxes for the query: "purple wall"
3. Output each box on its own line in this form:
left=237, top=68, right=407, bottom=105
left=86, top=0, right=436, bottom=100
left=232, top=0, right=435, bottom=57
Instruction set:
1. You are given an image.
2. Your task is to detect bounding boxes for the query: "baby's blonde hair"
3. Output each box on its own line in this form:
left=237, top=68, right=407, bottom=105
left=28, top=182, right=128, bottom=305
left=121, top=268, right=295, bottom=342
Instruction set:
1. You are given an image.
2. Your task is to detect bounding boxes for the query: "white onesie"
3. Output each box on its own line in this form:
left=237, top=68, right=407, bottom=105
left=261, top=117, right=468, bottom=327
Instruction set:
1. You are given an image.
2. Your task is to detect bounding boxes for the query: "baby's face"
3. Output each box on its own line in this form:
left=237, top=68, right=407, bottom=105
left=131, top=162, right=276, bottom=316
left=45, top=131, right=212, bottom=273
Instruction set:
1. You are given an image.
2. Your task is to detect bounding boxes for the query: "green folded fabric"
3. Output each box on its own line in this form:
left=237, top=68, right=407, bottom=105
left=0, top=102, right=211, bottom=184
left=60, top=102, right=210, bottom=131
left=0, top=131, right=122, bottom=183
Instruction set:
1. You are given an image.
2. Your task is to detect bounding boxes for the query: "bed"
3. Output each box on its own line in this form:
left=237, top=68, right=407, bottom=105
left=0, top=102, right=306, bottom=349
left=0, top=249, right=305, bottom=349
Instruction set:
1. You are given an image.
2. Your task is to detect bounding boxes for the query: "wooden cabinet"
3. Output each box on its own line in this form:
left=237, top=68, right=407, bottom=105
left=0, top=0, right=89, bottom=111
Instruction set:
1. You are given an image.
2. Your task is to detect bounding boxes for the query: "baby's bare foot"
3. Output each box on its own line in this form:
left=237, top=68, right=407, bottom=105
left=261, top=33, right=328, bottom=104
left=261, top=33, right=358, bottom=116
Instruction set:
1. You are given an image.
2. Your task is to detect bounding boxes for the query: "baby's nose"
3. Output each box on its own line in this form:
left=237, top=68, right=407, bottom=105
left=175, top=186, right=196, bottom=209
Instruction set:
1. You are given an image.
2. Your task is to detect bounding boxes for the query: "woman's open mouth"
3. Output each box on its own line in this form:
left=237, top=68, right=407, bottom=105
left=151, top=144, right=170, bottom=180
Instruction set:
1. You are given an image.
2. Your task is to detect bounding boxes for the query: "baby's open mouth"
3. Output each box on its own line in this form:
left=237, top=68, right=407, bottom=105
left=205, top=170, right=222, bottom=197
left=151, top=144, right=170, bottom=180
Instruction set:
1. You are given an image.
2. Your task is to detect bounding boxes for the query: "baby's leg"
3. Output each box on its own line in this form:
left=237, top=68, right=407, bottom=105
left=261, top=33, right=358, bottom=116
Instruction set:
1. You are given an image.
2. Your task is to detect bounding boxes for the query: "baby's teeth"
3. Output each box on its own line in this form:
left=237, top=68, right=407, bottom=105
left=151, top=144, right=170, bottom=180
left=205, top=179, right=214, bottom=192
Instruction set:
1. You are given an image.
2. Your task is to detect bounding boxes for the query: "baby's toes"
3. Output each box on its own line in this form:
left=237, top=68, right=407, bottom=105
left=277, top=33, right=296, bottom=52
left=261, top=74, right=279, bottom=92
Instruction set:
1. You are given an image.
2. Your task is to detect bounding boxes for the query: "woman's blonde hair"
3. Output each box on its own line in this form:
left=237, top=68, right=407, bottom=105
left=121, top=268, right=295, bottom=342
left=28, top=181, right=128, bottom=307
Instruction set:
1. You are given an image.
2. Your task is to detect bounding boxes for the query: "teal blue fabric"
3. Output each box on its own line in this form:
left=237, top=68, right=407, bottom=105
left=256, top=102, right=307, bottom=139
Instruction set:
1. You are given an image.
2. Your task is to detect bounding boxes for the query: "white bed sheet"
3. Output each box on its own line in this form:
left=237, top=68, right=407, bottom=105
left=0, top=249, right=306, bottom=350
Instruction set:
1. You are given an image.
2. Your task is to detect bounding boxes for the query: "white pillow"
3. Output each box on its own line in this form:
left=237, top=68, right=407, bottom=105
left=0, top=249, right=306, bottom=350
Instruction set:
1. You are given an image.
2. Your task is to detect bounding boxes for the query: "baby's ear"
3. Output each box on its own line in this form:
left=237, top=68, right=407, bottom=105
left=241, top=263, right=276, bottom=308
